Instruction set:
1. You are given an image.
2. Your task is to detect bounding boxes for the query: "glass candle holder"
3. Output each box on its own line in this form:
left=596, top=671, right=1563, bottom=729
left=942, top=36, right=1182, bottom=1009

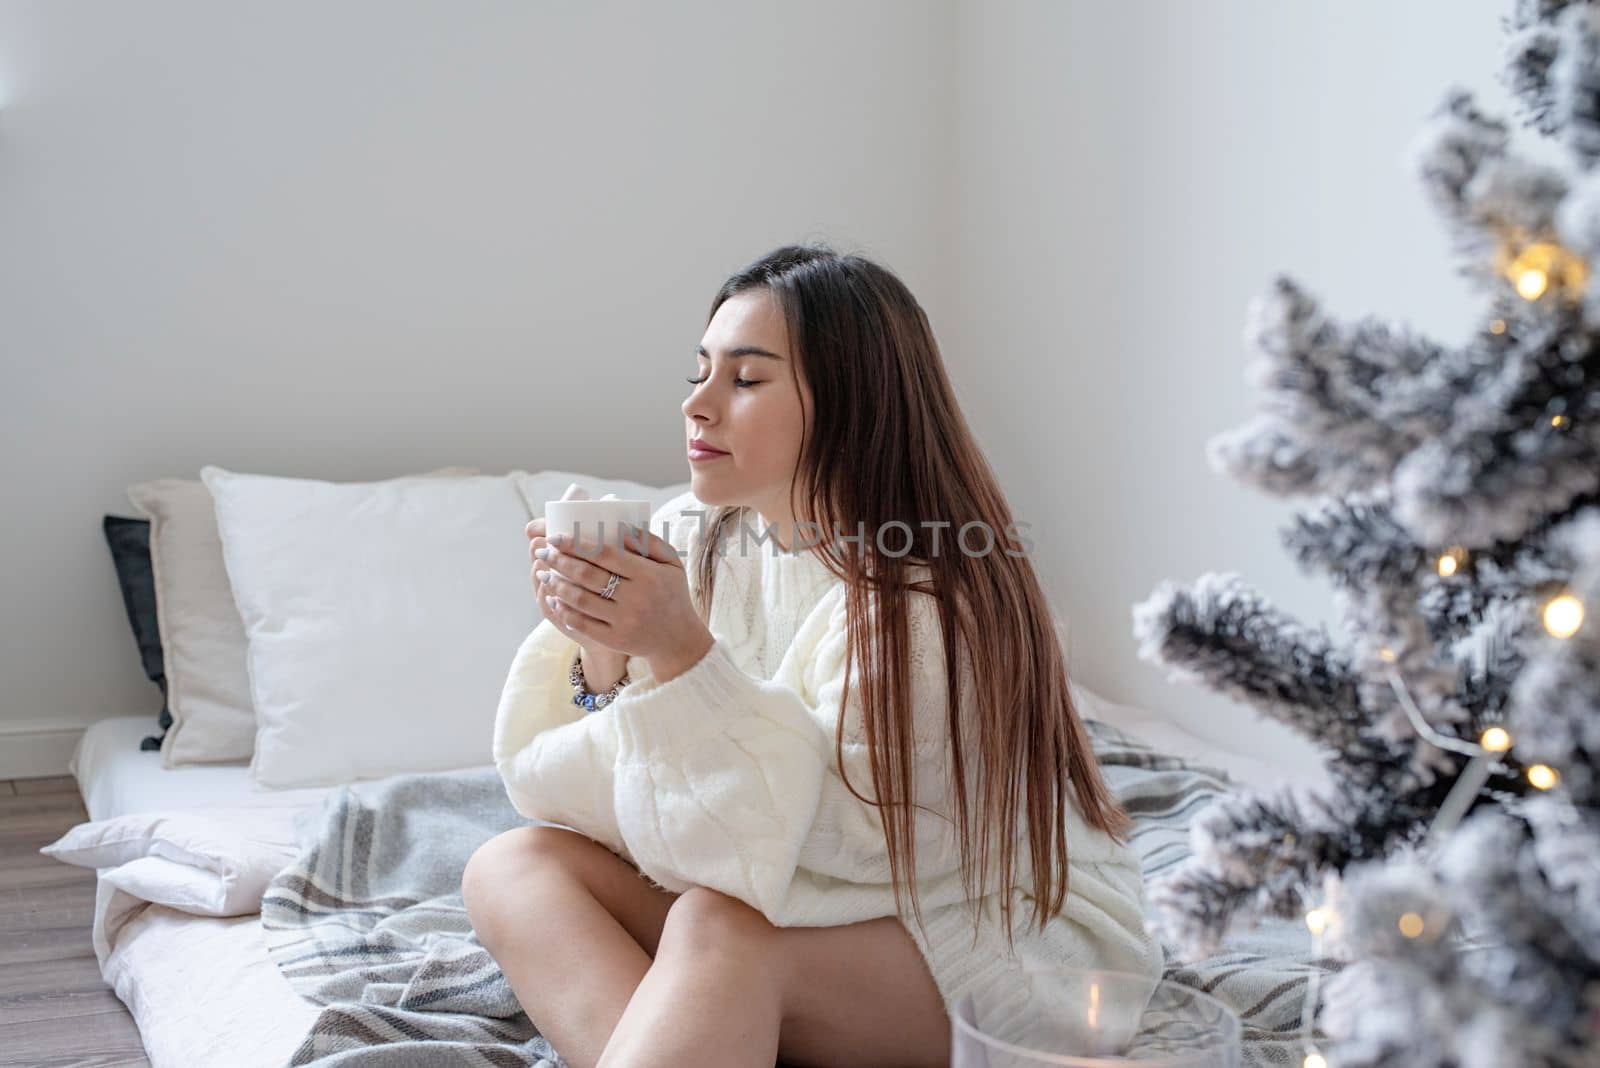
left=952, top=968, right=1242, bottom=1067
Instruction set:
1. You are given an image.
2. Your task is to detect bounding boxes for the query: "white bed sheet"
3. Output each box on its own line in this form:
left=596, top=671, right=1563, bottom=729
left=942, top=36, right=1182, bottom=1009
left=69, top=714, right=332, bottom=821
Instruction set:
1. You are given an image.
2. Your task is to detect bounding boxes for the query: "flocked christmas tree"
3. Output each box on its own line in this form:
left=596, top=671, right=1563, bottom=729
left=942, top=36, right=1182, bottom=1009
left=1130, top=2, right=1600, bottom=1065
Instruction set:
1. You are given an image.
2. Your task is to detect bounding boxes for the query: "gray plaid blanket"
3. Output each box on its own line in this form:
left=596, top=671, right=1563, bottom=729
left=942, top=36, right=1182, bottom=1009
left=260, top=721, right=1339, bottom=1067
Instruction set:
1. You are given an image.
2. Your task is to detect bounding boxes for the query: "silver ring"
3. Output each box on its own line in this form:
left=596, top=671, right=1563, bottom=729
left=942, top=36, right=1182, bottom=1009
left=601, top=571, right=620, bottom=600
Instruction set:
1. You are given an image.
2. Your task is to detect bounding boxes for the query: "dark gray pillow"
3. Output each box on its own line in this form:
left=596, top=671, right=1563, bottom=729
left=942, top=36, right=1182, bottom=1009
left=102, top=515, right=171, bottom=750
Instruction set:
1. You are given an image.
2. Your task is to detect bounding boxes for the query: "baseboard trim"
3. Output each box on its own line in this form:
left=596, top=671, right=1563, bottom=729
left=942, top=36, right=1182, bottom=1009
left=0, top=720, right=89, bottom=781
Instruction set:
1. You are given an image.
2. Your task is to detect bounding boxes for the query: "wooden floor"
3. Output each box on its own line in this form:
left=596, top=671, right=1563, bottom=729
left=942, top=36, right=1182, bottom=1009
left=0, top=776, right=150, bottom=1068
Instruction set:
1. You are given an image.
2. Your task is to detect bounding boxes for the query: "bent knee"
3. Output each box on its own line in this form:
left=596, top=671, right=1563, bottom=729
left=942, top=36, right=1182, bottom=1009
left=659, top=886, right=776, bottom=954
left=462, top=825, right=585, bottom=921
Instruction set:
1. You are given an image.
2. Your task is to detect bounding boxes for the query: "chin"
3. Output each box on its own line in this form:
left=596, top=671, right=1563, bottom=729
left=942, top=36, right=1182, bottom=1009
left=687, top=473, right=733, bottom=506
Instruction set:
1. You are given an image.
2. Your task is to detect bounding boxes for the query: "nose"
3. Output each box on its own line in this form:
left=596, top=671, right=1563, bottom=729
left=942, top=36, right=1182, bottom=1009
left=682, top=380, right=716, bottom=423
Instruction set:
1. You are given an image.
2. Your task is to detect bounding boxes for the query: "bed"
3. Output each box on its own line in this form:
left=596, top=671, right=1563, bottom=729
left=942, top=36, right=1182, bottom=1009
left=54, top=699, right=1334, bottom=1068
left=61, top=464, right=1338, bottom=1065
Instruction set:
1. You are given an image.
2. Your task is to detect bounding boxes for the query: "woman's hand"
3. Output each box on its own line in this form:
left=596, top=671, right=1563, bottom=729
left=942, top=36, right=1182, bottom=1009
left=530, top=519, right=714, bottom=679
left=527, top=519, right=629, bottom=678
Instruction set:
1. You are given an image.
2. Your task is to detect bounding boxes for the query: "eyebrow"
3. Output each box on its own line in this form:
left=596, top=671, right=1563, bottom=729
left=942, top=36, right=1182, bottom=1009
left=696, top=344, right=785, bottom=360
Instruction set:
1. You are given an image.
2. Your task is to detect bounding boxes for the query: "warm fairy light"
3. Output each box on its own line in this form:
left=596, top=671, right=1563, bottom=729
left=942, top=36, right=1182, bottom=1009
left=1305, top=907, right=1333, bottom=936
left=1398, top=912, right=1426, bottom=938
left=1528, top=764, right=1560, bottom=790
left=1436, top=545, right=1469, bottom=577
left=1087, top=980, right=1100, bottom=1030
left=1489, top=318, right=1507, bottom=334
left=1503, top=240, right=1588, bottom=301
left=1551, top=414, right=1568, bottom=428
left=1304, top=1053, right=1327, bottom=1068
left=1543, top=593, right=1585, bottom=638
left=1480, top=726, right=1512, bottom=752
left=1378, top=646, right=1398, bottom=662
left=1517, top=266, right=1550, bottom=299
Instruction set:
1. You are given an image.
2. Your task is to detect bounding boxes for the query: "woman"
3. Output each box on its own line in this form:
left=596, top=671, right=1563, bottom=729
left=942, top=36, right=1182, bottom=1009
left=463, top=244, right=1162, bottom=1068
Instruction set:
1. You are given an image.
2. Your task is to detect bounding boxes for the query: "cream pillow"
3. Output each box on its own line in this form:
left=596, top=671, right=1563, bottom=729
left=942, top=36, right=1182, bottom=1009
left=126, top=466, right=476, bottom=767
left=202, top=466, right=540, bottom=788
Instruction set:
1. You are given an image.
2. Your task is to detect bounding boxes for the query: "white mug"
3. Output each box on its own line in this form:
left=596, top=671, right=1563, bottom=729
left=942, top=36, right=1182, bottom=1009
left=543, top=498, right=652, bottom=552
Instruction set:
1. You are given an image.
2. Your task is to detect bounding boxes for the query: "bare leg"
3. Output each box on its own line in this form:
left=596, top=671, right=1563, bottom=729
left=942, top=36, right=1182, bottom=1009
left=597, top=886, right=950, bottom=1068
left=462, top=826, right=677, bottom=1068
left=596, top=887, right=784, bottom=1068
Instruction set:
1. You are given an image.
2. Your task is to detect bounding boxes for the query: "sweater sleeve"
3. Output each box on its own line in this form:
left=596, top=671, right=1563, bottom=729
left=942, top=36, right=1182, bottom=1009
left=491, top=618, right=635, bottom=857
left=606, top=586, right=997, bottom=925
left=489, top=490, right=708, bottom=853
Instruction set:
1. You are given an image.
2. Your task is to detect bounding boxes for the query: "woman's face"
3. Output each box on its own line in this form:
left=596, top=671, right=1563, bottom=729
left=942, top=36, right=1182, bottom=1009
left=683, top=288, right=811, bottom=538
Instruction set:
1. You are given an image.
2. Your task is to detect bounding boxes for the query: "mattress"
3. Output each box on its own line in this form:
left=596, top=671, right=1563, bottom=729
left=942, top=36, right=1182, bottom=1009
left=67, top=716, right=336, bottom=1068
left=69, top=715, right=333, bottom=821
left=100, top=904, right=320, bottom=1068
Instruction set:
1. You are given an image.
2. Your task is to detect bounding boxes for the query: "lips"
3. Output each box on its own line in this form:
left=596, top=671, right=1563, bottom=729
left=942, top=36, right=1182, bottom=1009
left=689, top=439, right=730, bottom=455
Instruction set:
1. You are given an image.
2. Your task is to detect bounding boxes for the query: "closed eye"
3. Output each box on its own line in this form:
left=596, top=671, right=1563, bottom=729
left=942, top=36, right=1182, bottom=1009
left=686, top=375, right=759, bottom=388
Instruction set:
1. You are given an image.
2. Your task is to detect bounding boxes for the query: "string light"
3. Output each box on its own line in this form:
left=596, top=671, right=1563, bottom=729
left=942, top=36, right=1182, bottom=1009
left=1271, top=442, right=1585, bottom=1065
left=1382, top=666, right=1508, bottom=846
left=1480, top=726, right=1512, bottom=752
left=1501, top=240, right=1588, bottom=301
left=1551, top=414, right=1568, bottom=428
left=1517, top=266, right=1549, bottom=299
left=1543, top=592, right=1585, bottom=638
left=1386, top=667, right=1490, bottom=759
left=1290, top=562, right=1572, bottom=1062
left=1488, top=318, right=1507, bottom=334
left=1436, top=546, right=1468, bottom=577
left=1528, top=764, right=1560, bottom=790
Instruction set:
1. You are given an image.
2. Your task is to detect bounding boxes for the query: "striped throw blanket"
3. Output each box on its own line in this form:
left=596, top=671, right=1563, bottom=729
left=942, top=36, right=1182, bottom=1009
left=260, top=721, right=1340, bottom=1067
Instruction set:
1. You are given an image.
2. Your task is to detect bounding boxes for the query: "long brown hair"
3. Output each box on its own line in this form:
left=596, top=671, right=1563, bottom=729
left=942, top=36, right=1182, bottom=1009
left=688, top=243, right=1131, bottom=949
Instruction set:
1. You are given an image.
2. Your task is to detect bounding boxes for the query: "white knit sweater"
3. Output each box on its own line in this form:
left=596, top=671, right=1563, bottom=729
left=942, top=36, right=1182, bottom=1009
left=493, top=490, right=1163, bottom=1033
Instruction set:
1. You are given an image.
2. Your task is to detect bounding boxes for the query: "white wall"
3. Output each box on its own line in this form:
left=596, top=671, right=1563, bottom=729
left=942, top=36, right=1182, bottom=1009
left=946, top=0, right=1511, bottom=768
left=1, top=0, right=1519, bottom=777
left=0, top=0, right=958, bottom=774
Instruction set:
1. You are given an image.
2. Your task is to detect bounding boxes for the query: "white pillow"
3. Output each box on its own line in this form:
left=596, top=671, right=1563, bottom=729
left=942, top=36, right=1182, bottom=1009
left=39, top=806, right=304, bottom=916
left=201, top=466, right=545, bottom=788
left=126, top=466, right=477, bottom=767
left=513, top=470, right=691, bottom=518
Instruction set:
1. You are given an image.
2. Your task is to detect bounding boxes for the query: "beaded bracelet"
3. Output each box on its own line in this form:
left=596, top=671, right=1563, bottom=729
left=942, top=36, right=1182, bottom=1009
left=569, top=650, right=630, bottom=711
